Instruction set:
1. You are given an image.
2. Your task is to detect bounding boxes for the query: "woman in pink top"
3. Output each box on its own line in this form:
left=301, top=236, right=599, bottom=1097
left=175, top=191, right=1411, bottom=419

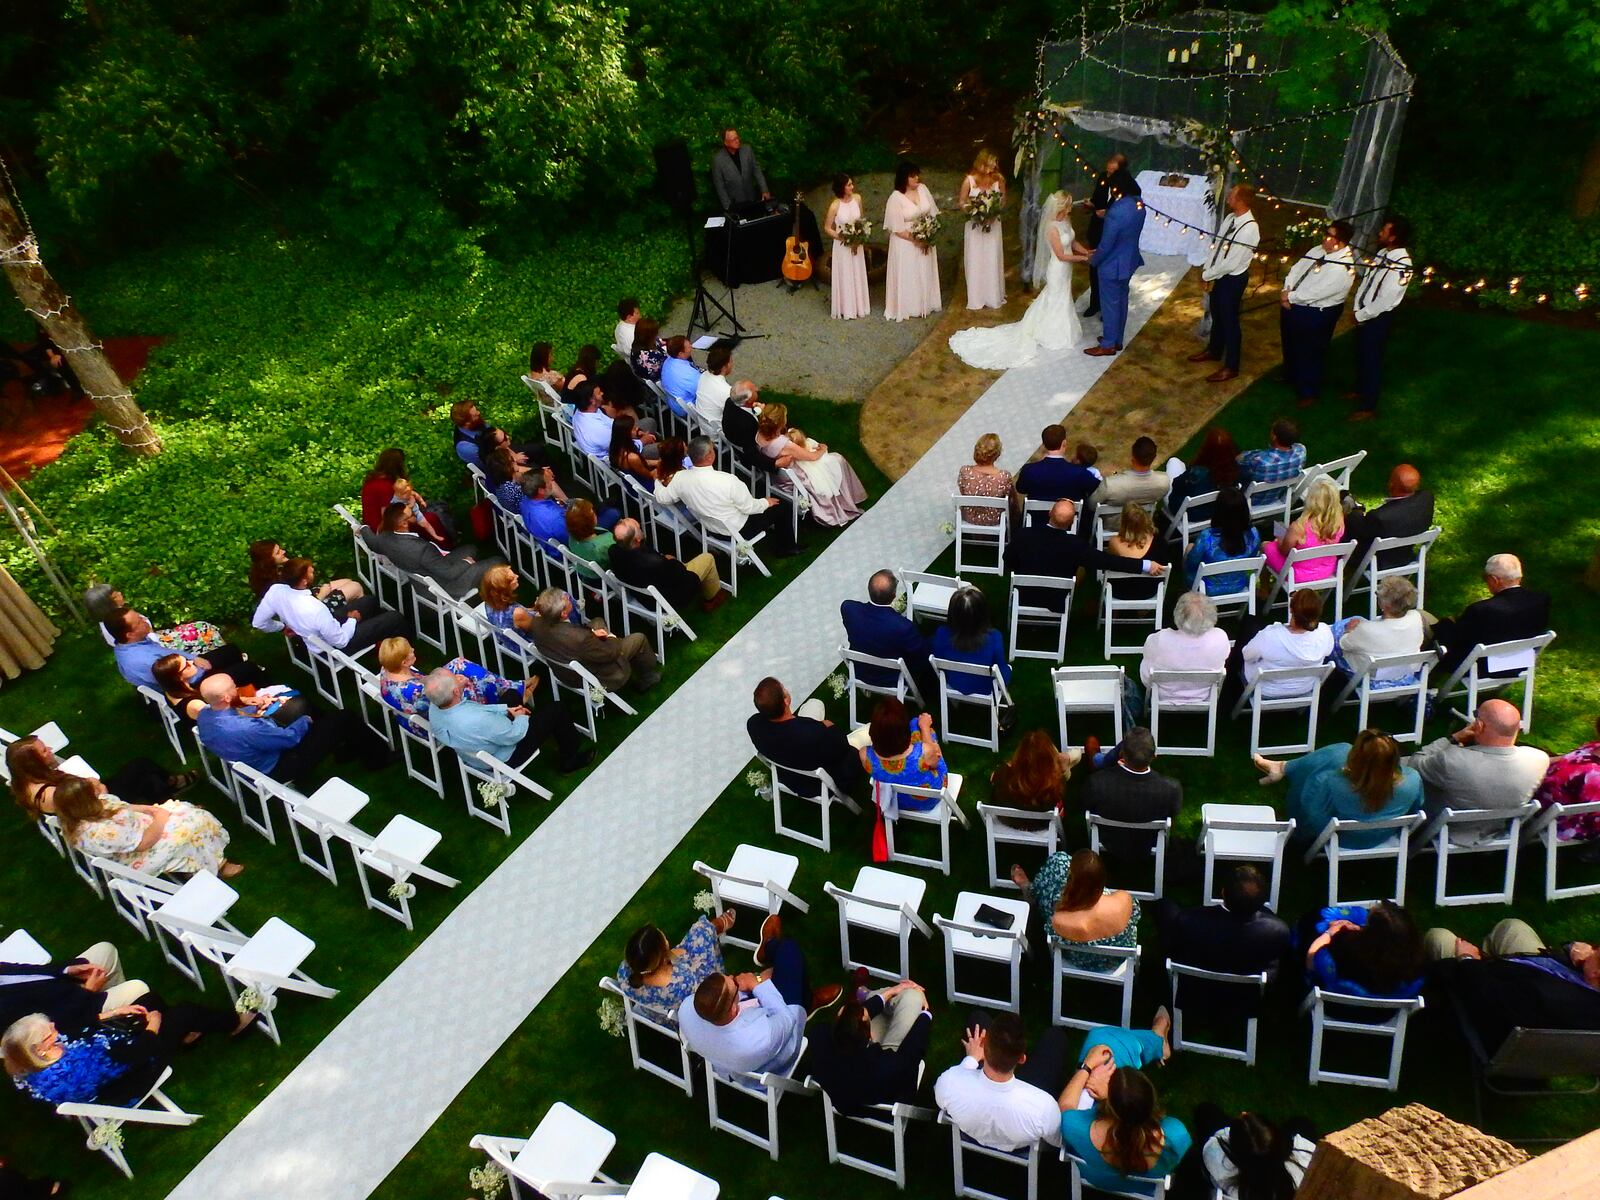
left=1264, top=475, right=1346, bottom=582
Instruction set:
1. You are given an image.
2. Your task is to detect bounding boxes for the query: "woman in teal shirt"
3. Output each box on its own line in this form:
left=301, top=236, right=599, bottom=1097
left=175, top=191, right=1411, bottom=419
left=1252, top=729, right=1422, bottom=849
left=1060, top=1066, right=1191, bottom=1196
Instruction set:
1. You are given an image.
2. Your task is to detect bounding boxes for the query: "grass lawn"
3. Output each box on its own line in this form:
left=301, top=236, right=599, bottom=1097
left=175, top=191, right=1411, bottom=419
left=0, top=388, right=888, bottom=1197
left=362, top=305, right=1600, bottom=1200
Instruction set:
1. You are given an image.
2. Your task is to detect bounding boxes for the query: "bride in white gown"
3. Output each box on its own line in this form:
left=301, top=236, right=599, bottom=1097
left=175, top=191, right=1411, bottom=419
left=949, top=191, right=1089, bottom=370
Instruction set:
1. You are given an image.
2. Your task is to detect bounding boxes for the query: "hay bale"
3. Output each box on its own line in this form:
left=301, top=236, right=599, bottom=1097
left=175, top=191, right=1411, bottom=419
left=1298, top=1104, right=1529, bottom=1200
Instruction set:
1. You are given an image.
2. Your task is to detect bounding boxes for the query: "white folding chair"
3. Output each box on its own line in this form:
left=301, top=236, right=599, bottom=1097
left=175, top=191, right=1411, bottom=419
left=548, top=542, right=615, bottom=616
left=597, top=975, right=694, bottom=1096
left=332, top=502, right=380, bottom=596
left=626, top=1152, right=720, bottom=1198
left=825, top=867, right=932, bottom=982
left=301, top=632, right=376, bottom=711
left=611, top=572, right=697, bottom=664
left=976, top=803, right=1063, bottom=890
left=952, top=494, right=1009, bottom=575
left=135, top=685, right=189, bottom=762
left=408, top=576, right=462, bottom=658
left=55, top=814, right=107, bottom=897
left=192, top=726, right=241, bottom=806
left=901, top=568, right=964, bottom=625
left=693, top=844, right=810, bottom=952
left=359, top=681, right=446, bottom=798
left=1052, top=942, right=1140, bottom=1030
left=840, top=646, right=924, bottom=728
left=149, top=871, right=243, bottom=989
left=1087, top=814, right=1171, bottom=900
left=1165, top=959, right=1267, bottom=1065
left=813, top=1061, right=934, bottom=1189
left=456, top=746, right=555, bottom=837
left=0, top=928, right=50, bottom=962
left=1345, top=526, right=1440, bottom=618
left=470, top=1101, right=620, bottom=1200
left=343, top=813, right=459, bottom=930
left=1021, top=496, right=1077, bottom=531
left=1431, top=631, right=1557, bottom=732
left=698, top=519, right=770, bottom=598
left=56, top=1066, right=200, bottom=1179
left=1243, top=476, right=1293, bottom=530
left=1007, top=574, right=1076, bottom=662
left=941, top=1110, right=1041, bottom=1200
left=1305, top=811, right=1427, bottom=905
left=1200, top=804, right=1295, bottom=911
left=1147, top=668, right=1225, bottom=756
left=1231, top=662, right=1336, bottom=755
left=634, top=478, right=699, bottom=562
left=544, top=657, right=638, bottom=743
left=1100, top=574, right=1167, bottom=657
left=758, top=756, right=860, bottom=853
left=1524, top=800, right=1600, bottom=901
left=1166, top=489, right=1218, bottom=548
left=1262, top=542, right=1355, bottom=623
left=1052, top=665, right=1126, bottom=750
left=94, top=860, right=178, bottom=939
left=1193, top=556, right=1265, bottom=619
left=286, top=776, right=371, bottom=885
left=1413, top=802, right=1538, bottom=907
left=1302, top=449, right=1366, bottom=495
left=878, top=774, right=969, bottom=876
left=1065, top=1149, right=1170, bottom=1199
left=180, top=917, right=338, bottom=1046
left=704, top=1037, right=817, bottom=1161
left=932, top=658, right=1012, bottom=752
left=228, top=761, right=293, bottom=844
left=933, top=891, right=1032, bottom=1012
left=1332, top=650, right=1437, bottom=744
left=1301, top=986, right=1423, bottom=1090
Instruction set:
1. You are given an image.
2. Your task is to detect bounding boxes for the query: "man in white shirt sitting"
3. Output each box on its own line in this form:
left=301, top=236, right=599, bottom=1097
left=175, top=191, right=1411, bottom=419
left=653, top=436, right=799, bottom=555
left=570, top=380, right=616, bottom=460
left=1348, top=215, right=1413, bottom=422
left=613, top=297, right=639, bottom=358
left=1280, top=219, right=1356, bottom=408
left=694, top=343, right=735, bottom=431
left=934, top=1011, right=1072, bottom=1152
left=1190, top=183, right=1260, bottom=384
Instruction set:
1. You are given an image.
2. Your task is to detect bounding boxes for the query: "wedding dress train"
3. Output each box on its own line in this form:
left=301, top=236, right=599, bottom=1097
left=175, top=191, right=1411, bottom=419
left=948, top=218, right=1083, bottom=369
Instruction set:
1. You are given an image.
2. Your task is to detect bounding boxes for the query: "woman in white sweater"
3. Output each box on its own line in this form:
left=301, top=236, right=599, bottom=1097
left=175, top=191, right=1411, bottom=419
left=1332, top=576, right=1425, bottom=683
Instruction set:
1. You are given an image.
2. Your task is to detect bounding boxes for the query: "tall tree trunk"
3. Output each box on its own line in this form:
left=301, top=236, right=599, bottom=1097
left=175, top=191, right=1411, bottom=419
left=0, top=188, right=160, bottom=457
left=1574, top=128, right=1600, bottom=220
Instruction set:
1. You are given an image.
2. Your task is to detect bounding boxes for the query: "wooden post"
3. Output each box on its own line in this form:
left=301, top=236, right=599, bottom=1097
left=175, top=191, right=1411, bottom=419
left=0, top=184, right=160, bottom=457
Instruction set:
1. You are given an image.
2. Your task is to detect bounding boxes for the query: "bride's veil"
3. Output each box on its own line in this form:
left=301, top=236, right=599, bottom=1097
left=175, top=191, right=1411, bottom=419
left=1031, top=190, right=1072, bottom=287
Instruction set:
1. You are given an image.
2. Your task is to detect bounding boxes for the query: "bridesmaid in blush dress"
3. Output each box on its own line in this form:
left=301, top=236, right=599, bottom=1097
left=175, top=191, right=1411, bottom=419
left=958, top=148, right=1006, bottom=309
left=825, top=173, right=870, bottom=319
left=884, top=160, right=941, bottom=321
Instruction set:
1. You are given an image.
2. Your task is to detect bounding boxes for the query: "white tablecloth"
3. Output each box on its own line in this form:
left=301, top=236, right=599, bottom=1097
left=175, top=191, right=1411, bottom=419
left=1136, top=170, right=1213, bottom=266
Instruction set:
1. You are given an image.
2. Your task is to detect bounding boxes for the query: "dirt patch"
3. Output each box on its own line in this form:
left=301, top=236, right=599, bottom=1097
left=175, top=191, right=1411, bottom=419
left=0, top=335, right=163, bottom=479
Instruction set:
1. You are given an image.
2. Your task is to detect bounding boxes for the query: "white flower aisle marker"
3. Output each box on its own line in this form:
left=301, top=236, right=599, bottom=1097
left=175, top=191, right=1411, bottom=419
left=939, top=520, right=955, bottom=536
left=87, top=1121, right=125, bottom=1152
left=468, top=1162, right=509, bottom=1199
left=587, top=684, right=607, bottom=708
left=597, top=997, right=626, bottom=1039
left=234, top=986, right=275, bottom=1015
left=475, top=780, right=507, bottom=810
left=826, top=671, right=849, bottom=700
left=387, top=880, right=416, bottom=901
left=692, top=889, right=717, bottom=914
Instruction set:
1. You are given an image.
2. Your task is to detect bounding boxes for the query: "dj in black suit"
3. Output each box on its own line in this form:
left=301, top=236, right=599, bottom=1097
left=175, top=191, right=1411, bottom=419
left=1081, top=152, right=1127, bottom=317
left=1432, top=553, right=1552, bottom=675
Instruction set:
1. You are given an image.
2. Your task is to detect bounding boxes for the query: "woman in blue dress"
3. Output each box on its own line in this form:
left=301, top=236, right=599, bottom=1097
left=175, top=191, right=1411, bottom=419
left=1253, top=729, right=1423, bottom=849
left=1060, top=1066, right=1191, bottom=1196
left=617, top=909, right=739, bottom=1023
left=859, top=697, right=948, bottom=813
left=1183, top=486, right=1262, bottom=595
left=376, top=636, right=528, bottom=725
left=1299, top=900, right=1425, bottom=999
left=931, top=585, right=1012, bottom=697
left=1015, top=848, right=1140, bottom=972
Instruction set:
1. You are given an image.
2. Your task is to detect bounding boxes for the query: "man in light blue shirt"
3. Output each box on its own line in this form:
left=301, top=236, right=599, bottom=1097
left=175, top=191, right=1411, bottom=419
left=105, top=608, right=265, bottom=691
left=571, top=381, right=616, bottom=460
left=677, top=929, right=841, bottom=1078
left=658, top=336, right=700, bottom=417
left=196, top=674, right=316, bottom=779
left=518, top=470, right=571, bottom=548
left=421, top=670, right=590, bottom=774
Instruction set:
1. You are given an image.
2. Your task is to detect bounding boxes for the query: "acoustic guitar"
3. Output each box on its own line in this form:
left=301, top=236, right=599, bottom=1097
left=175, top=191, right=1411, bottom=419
left=781, top=190, right=813, bottom=283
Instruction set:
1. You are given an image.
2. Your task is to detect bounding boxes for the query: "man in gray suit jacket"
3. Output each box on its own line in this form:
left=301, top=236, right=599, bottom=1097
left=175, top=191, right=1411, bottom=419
left=364, top=503, right=502, bottom=600
left=711, top=127, right=770, bottom=212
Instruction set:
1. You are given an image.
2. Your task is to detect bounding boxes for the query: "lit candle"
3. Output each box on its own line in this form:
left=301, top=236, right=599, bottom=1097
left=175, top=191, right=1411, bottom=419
left=1246, top=54, right=1256, bottom=69
left=1168, top=48, right=1176, bottom=63
left=1234, top=42, right=1243, bottom=56
left=1181, top=49, right=1190, bottom=63
left=1191, top=39, right=1200, bottom=53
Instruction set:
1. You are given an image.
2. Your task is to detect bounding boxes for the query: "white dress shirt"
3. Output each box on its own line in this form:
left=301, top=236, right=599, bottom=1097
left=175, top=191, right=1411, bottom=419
left=933, top=1059, right=1062, bottom=1151
left=614, top=320, right=635, bottom=356
left=654, top=464, right=767, bottom=535
left=251, top=582, right=356, bottom=649
left=572, top=407, right=614, bottom=459
left=1283, top=243, right=1356, bottom=309
left=695, top=372, right=732, bottom=429
left=1201, top=211, right=1259, bottom=281
left=1353, top=246, right=1412, bottom=322
left=1241, top=622, right=1335, bottom=697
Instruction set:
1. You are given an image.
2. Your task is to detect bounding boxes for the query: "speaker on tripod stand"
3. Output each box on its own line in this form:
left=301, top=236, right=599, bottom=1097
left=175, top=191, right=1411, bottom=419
left=654, top=139, right=749, bottom=340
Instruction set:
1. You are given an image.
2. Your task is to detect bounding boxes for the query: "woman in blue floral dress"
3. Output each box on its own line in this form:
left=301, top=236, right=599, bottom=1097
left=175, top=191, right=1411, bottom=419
left=1014, top=848, right=1140, bottom=971
left=376, top=637, right=528, bottom=724
left=618, top=909, right=739, bottom=1022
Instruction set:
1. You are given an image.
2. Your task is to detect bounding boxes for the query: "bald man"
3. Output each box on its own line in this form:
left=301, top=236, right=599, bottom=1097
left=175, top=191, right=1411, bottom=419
left=1408, top=699, right=1550, bottom=833
left=1005, top=498, right=1165, bottom=612
left=1432, top=552, right=1552, bottom=675
left=1344, top=463, right=1434, bottom=572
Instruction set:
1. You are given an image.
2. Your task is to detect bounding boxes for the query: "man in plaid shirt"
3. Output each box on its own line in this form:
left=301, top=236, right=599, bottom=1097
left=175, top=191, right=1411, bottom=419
left=1237, top=419, right=1307, bottom=503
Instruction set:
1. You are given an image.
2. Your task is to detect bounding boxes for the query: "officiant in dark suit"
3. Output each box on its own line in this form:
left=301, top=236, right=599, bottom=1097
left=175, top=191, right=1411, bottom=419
left=1081, top=152, right=1127, bottom=317
left=711, top=127, right=770, bottom=212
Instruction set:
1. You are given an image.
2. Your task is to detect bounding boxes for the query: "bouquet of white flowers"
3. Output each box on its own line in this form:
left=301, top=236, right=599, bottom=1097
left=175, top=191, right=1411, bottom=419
left=835, top=216, right=873, bottom=253
left=962, top=189, right=1004, bottom=232
left=910, top=211, right=942, bottom=253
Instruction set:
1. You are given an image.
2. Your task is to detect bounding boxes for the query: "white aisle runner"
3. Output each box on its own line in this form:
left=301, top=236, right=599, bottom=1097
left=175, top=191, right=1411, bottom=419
left=168, top=260, right=1187, bottom=1199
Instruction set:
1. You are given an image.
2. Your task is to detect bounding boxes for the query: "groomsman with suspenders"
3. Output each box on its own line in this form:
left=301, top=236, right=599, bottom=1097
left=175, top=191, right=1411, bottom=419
left=1279, top=219, right=1356, bottom=407
left=1189, top=184, right=1260, bottom=383
left=1347, top=216, right=1413, bottom=422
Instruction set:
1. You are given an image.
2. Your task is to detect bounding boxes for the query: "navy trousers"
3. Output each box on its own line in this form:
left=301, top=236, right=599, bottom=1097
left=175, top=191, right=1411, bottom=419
left=1280, top=303, right=1342, bottom=400
left=1354, top=311, right=1395, bottom=412
left=1205, top=271, right=1248, bottom=371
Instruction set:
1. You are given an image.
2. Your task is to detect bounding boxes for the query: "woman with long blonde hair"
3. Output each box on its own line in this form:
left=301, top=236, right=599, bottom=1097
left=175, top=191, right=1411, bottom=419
left=949, top=189, right=1089, bottom=368
left=958, top=148, right=1007, bottom=309
left=1264, top=474, right=1347, bottom=584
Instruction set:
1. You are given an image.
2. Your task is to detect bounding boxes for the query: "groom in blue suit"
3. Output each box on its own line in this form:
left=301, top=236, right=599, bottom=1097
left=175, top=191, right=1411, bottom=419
left=1085, top=168, right=1145, bottom=356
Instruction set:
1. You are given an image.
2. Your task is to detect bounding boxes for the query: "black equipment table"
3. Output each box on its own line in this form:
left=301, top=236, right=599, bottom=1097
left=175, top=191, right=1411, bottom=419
left=705, top=200, right=822, bottom=287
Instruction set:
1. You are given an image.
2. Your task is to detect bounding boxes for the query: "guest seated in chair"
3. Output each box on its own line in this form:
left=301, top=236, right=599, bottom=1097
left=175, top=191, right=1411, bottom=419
left=365, top=503, right=502, bottom=601
left=694, top=343, right=735, bottom=431
left=1007, top=499, right=1161, bottom=614
left=933, top=1010, right=1072, bottom=1151
left=106, top=607, right=266, bottom=692
left=754, top=401, right=869, bottom=527
left=1162, top=427, right=1239, bottom=524
left=197, top=672, right=390, bottom=787
left=677, top=926, right=842, bottom=1079
left=628, top=316, right=666, bottom=382
left=1231, top=589, right=1333, bottom=699
left=956, top=432, right=1013, bottom=527
left=1260, top=475, right=1345, bottom=586
left=1330, top=576, right=1425, bottom=683
left=1182, top=486, right=1261, bottom=596
left=1091, top=436, right=1170, bottom=520
left=746, top=677, right=864, bottom=793
left=1431, top=553, right=1551, bottom=676
left=1070, top=1013, right=1173, bottom=1113
left=1015, top=424, right=1101, bottom=514
left=1060, top=1066, right=1191, bottom=1196
left=932, top=585, right=1011, bottom=698
left=152, top=653, right=310, bottom=734
left=422, top=668, right=591, bottom=775
left=52, top=776, right=240, bottom=880
left=1235, top=418, right=1305, bottom=502
left=376, top=637, right=529, bottom=724
left=1139, top=591, right=1229, bottom=719
left=84, top=584, right=226, bottom=656
left=1155, top=866, right=1292, bottom=1004
left=609, top=517, right=727, bottom=614
left=658, top=335, right=700, bottom=416
left=810, top=979, right=933, bottom=1118
left=1105, top=503, right=1169, bottom=597
left=616, top=910, right=739, bottom=1021
left=1344, top=462, right=1434, bottom=572
left=248, top=540, right=364, bottom=603
left=7, top=734, right=197, bottom=815
left=1533, top=717, right=1600, bottom=849
left=1079, top=728, right=1183, bottom=869
left=1253, top=728, right=1423, bottom=847
left=0, top=942, right=148, bottom=1036
left=653, top=437, right=800, bottom=556
left=251, top=558, right=414, bottom=654
left=523, top=587, right=660, bottom=694
left=1014, top=849, right=1140, bottom=972
left=1409, top=699, right=1549, bottom=821
left=1188, top=1107, right=1318, bottom=1200
left=1298, top=900, right=1424, bottom=1000
left=525, top=341, right=565, bottom=392
left=989, top=730, right=1077, bottom=826
left=841, top=569, right=935, bottom=701
left=860, top=697, right=948, bottom=808
left=484, top=442, right=531, bottom=512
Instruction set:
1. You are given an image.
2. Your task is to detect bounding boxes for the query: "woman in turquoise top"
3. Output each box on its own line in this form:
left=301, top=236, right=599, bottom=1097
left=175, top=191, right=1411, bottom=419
left=1253, top=729, right=1422, bottom=849
left=1016, top=849, right=1140, bottom=972
left=618, top=911, right=737, bottom=1023
left=1183, top=486, right=1262, bottom=595
left=859, top=697, right=948, bottom=813
left=1060, top=1067, right=1191, bottom=1196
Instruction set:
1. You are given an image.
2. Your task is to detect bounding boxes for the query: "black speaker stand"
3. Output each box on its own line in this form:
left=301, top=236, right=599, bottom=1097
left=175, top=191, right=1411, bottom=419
left=685, top=211, right=765, bottom=344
